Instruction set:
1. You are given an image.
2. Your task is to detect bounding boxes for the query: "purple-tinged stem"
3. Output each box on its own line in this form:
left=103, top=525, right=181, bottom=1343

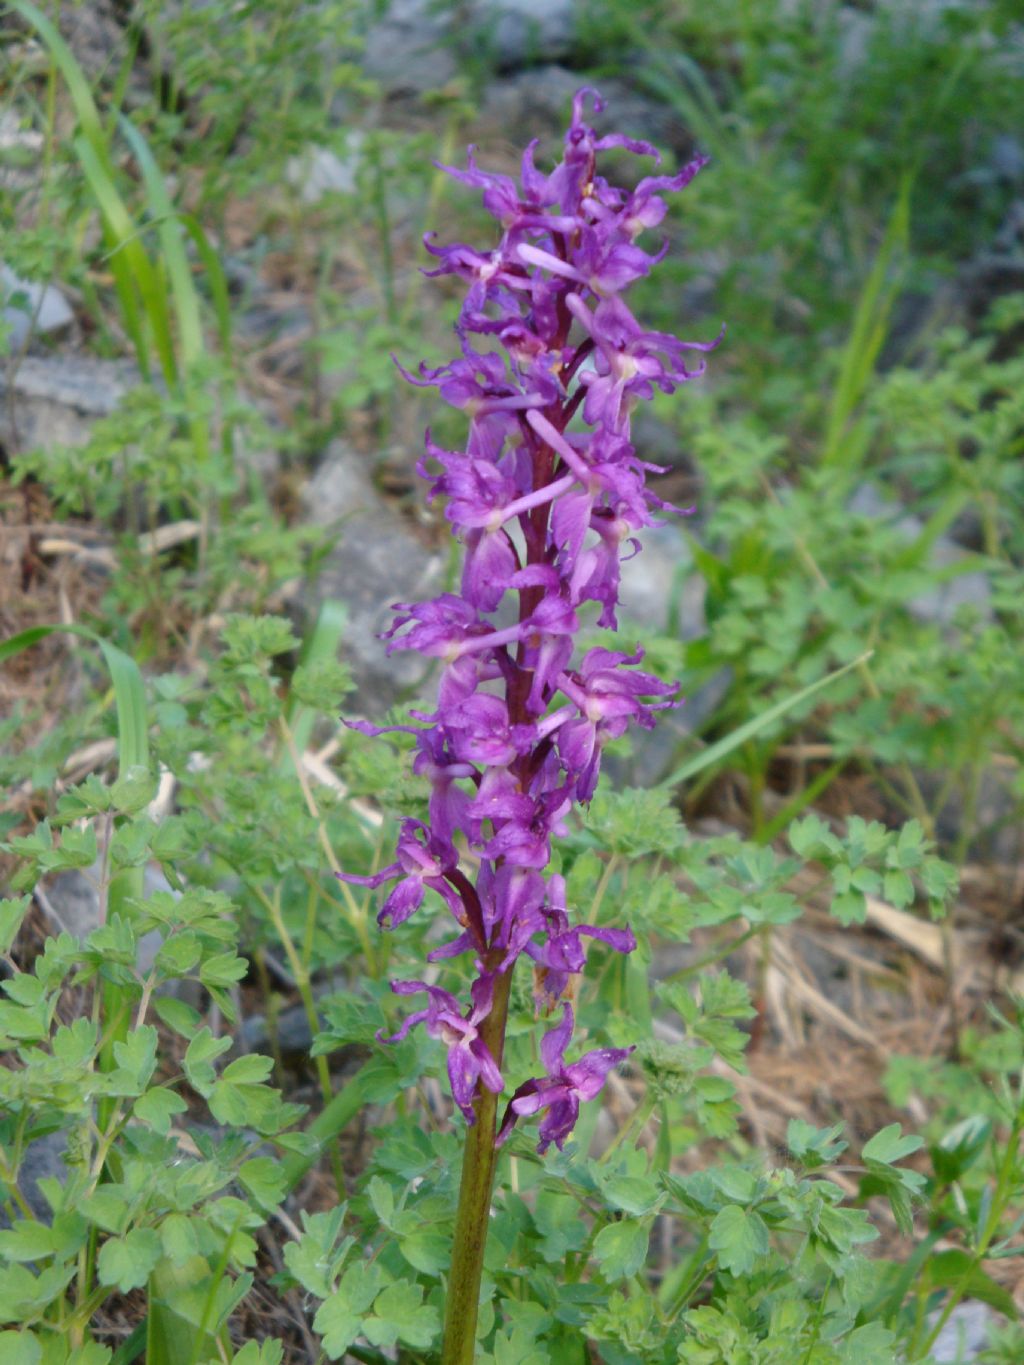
left=441, top=967, right=513, bottom=1365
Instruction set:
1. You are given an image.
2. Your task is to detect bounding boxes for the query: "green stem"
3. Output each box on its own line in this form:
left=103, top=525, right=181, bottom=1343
left=599, top=1093, right=657, bottom=1164
left=663, top=1233, right=713, bottom=1320
left=912, top=1102, right=1023, bottom=1361
left=442, top=969, right=513, bottom=1365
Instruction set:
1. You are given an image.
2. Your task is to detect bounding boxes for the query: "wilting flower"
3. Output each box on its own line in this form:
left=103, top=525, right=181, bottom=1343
left=340, top=88, right=718, bottom=1151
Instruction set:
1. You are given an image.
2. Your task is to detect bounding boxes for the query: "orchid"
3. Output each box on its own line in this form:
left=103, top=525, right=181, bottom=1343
left=338, top=87, right=717, bottom=1358
left=343, top=85, right=717, bottom=1144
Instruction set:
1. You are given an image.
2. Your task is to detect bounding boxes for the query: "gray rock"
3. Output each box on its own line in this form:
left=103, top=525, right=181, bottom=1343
left=286, top=135, right=365, bottom=204
left=926, top=1299, right=995, bottom=1364
left=34, top=867, right=106, bottom=943
left=1, top=265, right=74, bottom=351
left=302, top=440, right=445, bottom=702
left=362, top=0, right=577, bottom=96
left=469, top=0, right=576, bottom=69
left=0, top=351, right=278, bottom=482
left=0, top=1131, right=68, bottom=1225
left=619, top=524, right=705, bottom=639
left=604, top=528, right=732, bottom=786
left=928, top=763, right=1023, bottom=868
left=848, top=482, right=991, bottom=626
left=989, top=134, right=1024, bottom=185
left=0, top=354, right=137, bottom=455
left=241, top=1002, right=323, bottom=1056
left=35, top=862, right=201, bottom=1001
left=363, top=0, right=458, bottom=96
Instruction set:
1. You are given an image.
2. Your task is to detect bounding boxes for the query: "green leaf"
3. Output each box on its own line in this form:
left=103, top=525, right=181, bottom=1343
left=0, top=898, right=30, bottom=955
left=593, top=1219, right=650, bottom=1280
left=595, top=1171, right=663, bottom=1217
left=481, top=1326, right=549, bottom=1365
left=708, top=1204, right=769, bottom=1275
left=112, top=1025, right=159, bottom=1092
left=365, top=1280, right=440, bottom=1350
left=831, top=891, right=867, bottom=926
left=931, top=1115, right=992, bottom=1184
left=398, top=1228, right=450, bottom=1275
left=787, top=1119, right=847, bottom=1167
left=155, top=932, right=203, bottom=977
left=882, top=868, right=914, bottom=908
left=283, top=1209, right=351, bottom=1300
left=817, top=1203, right=879, bottom=1254
left=838, top=1321, right=897, bottom=1365
left=79, top=1189, right=129, bottom=1236
left=183, top=1027, right=232, bottom=1095
left=0, top=1331, right=42, bottom=1365
left=207, top=1054, right=282, bottom=1127
left=0, top=1221, right=58, bottom=1263
left=313, top=1262, right=383, bottom=1359
left=118, top=118, right=204, bottom=373
left=0, top=1261, right=75, bottom=1321
left=133, top=1087, right=188, bottom=1135
left=822, top=175, right=912, bottom=469
left=710, top=1167, right=758, bottom=1205
left=160, top=1214, right=200, bottom=1268
left=366, top=1175, right=395, bottom=1228
left=98, top=1228, right=162, bottom=1292
left=199, top=952, right=249, bottom=990
left=152, top=996, right=201, bottom=1038
left=861, top=1123, right=924, bottom=1166
left=68, top=1346, right=113, bottom=1365
left=238, top=1158, right=287, bottom=1211
left=229, top=1343, right=284, bottom=1365
left=788, top=814, right=838, bottom=860
left=583, top=787, right=685, bottom=858
left=923, top=1249, right=1018, bottom=1318
left=109, top=767, right=158, bottom=816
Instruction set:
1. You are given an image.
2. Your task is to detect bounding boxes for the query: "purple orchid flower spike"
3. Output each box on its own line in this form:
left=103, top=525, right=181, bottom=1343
left=338, top=90, right=718, bottom=1161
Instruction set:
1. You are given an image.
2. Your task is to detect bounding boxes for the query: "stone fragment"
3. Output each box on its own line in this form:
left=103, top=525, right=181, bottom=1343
left=0, top=354, right=136, bottom=455
left=301, top=440, right=445, bottom=703
left=1, top=264, right=74, bottom=351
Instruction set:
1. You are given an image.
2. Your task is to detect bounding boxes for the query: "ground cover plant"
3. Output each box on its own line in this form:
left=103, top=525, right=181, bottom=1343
left=1, top=2, right=1024, bottom=1362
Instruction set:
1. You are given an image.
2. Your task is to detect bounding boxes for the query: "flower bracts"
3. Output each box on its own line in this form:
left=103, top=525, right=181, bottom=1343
left=341, top=89, right=717, bottom=1151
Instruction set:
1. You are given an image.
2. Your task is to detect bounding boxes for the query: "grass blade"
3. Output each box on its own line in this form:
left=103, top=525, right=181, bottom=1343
left=281, top=598, right=348, bottom=766
left=9, top=0, right=104, bottom=150
left=119, top=117, right=204, bottom=372
left=179, top=212, right=234, bottom=355
left=821, top=176, right=912, bottom=469
left=658, top=651, right=872, bottom=790
left=0, top=624, right=148, bottom=773
left=11, top=1, right=184, bottom=384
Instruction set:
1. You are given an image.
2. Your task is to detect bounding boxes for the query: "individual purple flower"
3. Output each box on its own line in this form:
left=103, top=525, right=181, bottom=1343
left=566, top=292, right=721, bottom=431
left=524, top=876, right=636, bottom=1005
left=338, top=818, right=461, bottom=929
left=555, top=647, right=679, bottom=799
left=381, top=975, right=504, bottom=1122
left=339, top=89, right=718, bottom=1151
left=497, top=1004, right=635, bottom=1153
